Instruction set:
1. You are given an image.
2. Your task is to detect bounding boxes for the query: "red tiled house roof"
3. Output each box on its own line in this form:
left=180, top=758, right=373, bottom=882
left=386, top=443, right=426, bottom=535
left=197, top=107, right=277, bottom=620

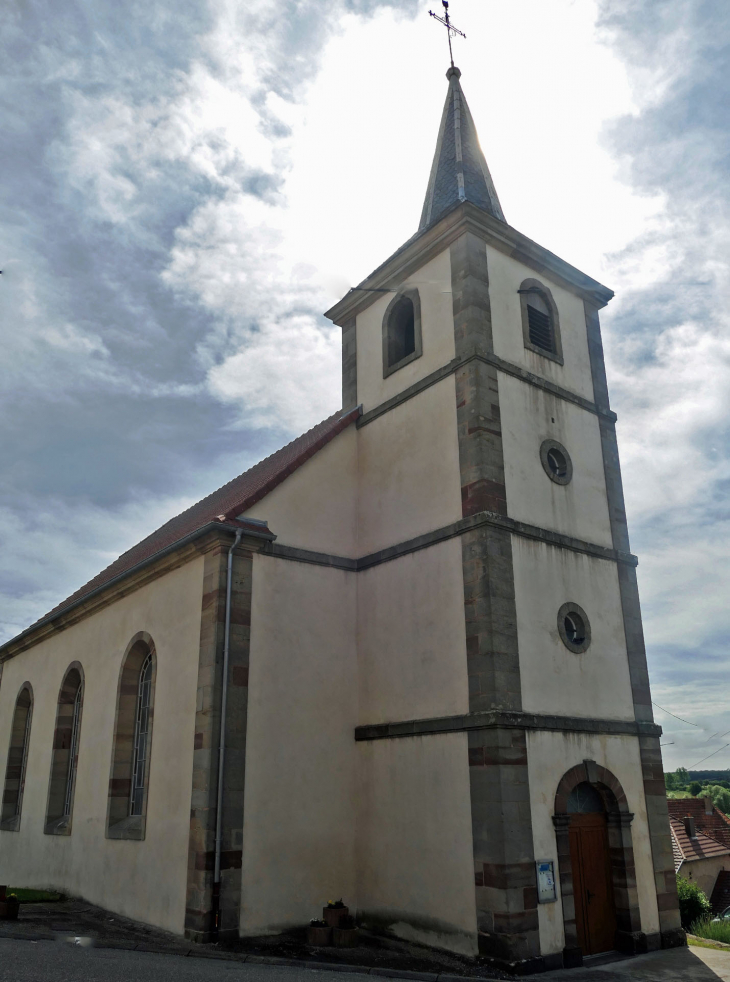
left=667, top=798, right=730, bottom=850
left=4, top=407, right=360, bottom=648
left=669, top=818, right=730, bottom=871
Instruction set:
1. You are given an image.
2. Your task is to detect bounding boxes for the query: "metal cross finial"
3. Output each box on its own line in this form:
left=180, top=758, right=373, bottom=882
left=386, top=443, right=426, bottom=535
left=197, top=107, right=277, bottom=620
left=428, top=0, right=466, bottom=68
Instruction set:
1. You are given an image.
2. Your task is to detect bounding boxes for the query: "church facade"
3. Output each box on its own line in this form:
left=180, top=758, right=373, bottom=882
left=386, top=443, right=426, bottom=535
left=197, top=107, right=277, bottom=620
left=0, top=67, right=682, bottom=972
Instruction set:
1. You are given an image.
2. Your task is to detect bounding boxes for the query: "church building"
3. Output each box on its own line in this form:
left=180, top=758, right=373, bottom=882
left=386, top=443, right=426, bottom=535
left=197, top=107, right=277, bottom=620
left=0, top=65, right=683, bottom=972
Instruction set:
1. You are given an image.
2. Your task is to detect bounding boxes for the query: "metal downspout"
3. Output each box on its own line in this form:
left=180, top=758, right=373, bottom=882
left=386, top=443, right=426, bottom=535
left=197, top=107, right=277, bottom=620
left=213, top=527, right=243, bottom=936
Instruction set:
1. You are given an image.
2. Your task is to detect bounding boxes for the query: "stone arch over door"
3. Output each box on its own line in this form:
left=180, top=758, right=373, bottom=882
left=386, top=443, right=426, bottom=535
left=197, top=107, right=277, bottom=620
left=553, top=760, right=645, bottom=962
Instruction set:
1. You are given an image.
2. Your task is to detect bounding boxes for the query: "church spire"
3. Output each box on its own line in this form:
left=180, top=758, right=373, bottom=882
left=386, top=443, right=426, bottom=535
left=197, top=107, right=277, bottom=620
left=419, top=66, right=505, bottom=230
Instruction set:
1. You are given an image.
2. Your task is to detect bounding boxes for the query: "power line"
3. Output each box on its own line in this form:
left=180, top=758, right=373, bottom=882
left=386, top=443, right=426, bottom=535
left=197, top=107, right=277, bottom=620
left=652, top=702, right=699, bottom=727
left=688, top=744, right=730, bottom=769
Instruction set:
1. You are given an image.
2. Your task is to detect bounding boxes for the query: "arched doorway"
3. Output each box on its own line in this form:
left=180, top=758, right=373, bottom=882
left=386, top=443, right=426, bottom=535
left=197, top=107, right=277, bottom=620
left=553, top=760, right=643, bottom=960
left=567, top=782, right=616, bottom=954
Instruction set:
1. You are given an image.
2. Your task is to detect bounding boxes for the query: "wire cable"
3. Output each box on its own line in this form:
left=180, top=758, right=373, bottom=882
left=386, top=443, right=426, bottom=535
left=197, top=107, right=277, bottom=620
left=652, top=702, right=699, bottom=727
left=689, top=744, right=730, bottom=769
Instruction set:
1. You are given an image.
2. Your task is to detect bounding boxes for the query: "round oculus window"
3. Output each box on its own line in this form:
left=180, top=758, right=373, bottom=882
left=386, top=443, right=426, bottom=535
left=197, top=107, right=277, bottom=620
left=557, top=602, right=591, bottom=653
left=540, top=439, right=573, bottom=485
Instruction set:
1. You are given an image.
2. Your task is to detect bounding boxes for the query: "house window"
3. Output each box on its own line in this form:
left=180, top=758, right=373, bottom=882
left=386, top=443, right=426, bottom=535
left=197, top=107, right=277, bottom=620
left=557, top=602, right=591, bottom=654
left=519, top=279, right=563, bottom=365
left=45, top=666, right=84, bottom=835
left=107, top=635, right=156, bottom=840
left=1, top=684, right=33, bottom=830
left=382, top=289, right=422, bottom=377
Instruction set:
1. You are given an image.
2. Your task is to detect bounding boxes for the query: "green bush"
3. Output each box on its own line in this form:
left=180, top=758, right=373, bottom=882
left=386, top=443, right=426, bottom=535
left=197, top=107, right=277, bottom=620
left=690, top=916, right=730, bottom=944
left=689, top=781, right=703, bottom=796
left=677, top=876, right=711, bottom=928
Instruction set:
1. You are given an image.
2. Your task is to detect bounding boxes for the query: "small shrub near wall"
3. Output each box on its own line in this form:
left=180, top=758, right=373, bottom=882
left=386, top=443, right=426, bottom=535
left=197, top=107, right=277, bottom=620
left=677, top=876, right=710, bottom=928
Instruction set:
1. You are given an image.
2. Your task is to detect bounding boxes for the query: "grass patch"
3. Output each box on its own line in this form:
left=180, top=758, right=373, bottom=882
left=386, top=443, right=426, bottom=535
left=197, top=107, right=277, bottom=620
left=7, top=889, right=63, bottom=903
left=689, top=936, right=730, bottom=951
left=691, top=916, right=730, bottom=945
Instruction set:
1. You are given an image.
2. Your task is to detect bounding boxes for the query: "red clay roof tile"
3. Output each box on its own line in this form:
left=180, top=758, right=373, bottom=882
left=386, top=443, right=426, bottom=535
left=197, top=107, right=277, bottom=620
left=667, top=798, right=730, bottom=850
left=670, top=817, right=730, bottom=866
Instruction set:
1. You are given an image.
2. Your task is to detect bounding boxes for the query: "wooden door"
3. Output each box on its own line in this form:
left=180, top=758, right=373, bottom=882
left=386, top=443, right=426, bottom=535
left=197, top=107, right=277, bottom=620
left=569, top=812, right=617, bottom=955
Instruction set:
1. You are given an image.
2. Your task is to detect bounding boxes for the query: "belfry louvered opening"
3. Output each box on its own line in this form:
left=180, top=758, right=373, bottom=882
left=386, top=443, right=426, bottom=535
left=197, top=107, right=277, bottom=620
left=382, top=289, right=423, bottom=378
left=525, top=292, right=554, bottom=353
left=519, top=279, right=563, bottom=365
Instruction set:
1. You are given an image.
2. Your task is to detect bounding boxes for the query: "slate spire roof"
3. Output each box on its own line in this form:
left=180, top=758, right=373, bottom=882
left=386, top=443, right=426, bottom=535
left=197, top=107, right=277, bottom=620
left=419, top=66, right=505, bottom=231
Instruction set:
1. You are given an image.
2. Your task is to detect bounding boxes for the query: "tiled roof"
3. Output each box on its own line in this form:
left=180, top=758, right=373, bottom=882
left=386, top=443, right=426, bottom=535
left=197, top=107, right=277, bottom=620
left=6, top=406, right=360, bottom=645
left=667, top=798, right=730, bottom=849
left=669, top=818, right=730, bottom=869
left=419, top=67, right=505, bottom=231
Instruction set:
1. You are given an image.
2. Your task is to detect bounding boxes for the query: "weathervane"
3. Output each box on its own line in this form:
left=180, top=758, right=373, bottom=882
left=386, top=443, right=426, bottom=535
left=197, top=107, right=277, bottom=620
left=428, top=0, right=466, bottom=68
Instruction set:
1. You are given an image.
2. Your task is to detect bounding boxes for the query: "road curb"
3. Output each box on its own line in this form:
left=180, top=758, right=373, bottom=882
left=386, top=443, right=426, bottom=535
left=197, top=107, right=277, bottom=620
left=0, top=930, right=502, bottom=980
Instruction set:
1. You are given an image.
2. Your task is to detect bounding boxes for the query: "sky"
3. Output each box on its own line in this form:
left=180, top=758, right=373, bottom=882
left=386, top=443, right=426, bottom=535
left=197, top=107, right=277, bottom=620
left=1, top=0, right=728, bottom=770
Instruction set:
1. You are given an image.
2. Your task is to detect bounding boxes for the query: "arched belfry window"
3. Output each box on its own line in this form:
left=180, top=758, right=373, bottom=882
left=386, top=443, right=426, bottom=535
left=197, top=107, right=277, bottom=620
left=519, top=278, right=563, bottom=365
left=107, top=634, right=156, bottom=840
left=382, top=288, right=422, bottom=377
left=1, top=683, right=33, bottom=831
left=45, top=665, right=84, bottom=835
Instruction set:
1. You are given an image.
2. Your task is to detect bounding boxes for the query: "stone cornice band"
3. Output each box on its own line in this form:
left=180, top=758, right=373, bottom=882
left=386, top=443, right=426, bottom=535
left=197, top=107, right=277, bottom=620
left=355, top=710, right=662, bottom=742
left=265, top=510, right=637, bottom=573
left=356, top=348, right=617, bottom=431
left=325, top=201, right=613, bottom=327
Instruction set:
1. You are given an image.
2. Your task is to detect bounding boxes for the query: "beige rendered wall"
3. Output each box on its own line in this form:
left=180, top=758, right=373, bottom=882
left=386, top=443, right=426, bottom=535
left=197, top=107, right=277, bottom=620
left=679, top=855, right=728, bottom=902
left=241, top=555, right=357, bottom=935
left=0, top=557, right=204, bottom=934
left=356, top=248, right=455, bottom=412
left=527, top=729, right=661, bottom=955
left=357, top=733, right=477, bottom=955
left=357, top=538, right=468, bottom=725
left=512, top=537, right=635, bottom=721
left=357, top=377, right=462, bottom=556
left=243, top=424, right=358, bottom=557
left=486, top=245, right=595, bottom=403
left=499, top=373, right=613, bottom=548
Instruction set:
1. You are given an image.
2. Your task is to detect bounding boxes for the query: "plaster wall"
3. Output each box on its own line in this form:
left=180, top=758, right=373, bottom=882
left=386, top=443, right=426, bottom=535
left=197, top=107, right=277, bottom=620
left=356, top=248, right=455, bottom=412
left=241, top=555, right=357, bottom=935
left=678, top=855, right=728, bottom=902
left=357, top=733, right=477, bottom=955
left=485, top=245, right=594, bottom=403
left=499, top=373, right=613, bottom=548
left=357, top=377, right=462, bottom=555
left=357, top=538, right=468, bottom=726
left=512, top=538, right=635, bottom=721
left=0, top=557, right=204, bottom=934
left=527, top=729, right=661, bottom=955
left=243, top=424, right=357, bottom=557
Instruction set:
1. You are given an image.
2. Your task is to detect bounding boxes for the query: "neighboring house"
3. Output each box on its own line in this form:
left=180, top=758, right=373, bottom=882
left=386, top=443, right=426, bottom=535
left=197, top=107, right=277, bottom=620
left=0, top=65, right=683, bottom=973
left=668, top=798, right=730, bottom=909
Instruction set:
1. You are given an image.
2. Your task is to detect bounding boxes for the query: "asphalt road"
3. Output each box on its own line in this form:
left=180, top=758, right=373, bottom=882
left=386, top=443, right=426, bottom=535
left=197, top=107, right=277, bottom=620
left=0, top=939, right=370, bottom=982
left=2, top=937, right=729, bottom=982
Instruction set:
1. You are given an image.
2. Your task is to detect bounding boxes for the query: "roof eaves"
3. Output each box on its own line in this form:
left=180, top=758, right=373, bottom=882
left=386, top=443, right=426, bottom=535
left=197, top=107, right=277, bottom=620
left=0, top=520, right=274, bottom=661
left=325, top=202, right=614, bottom=327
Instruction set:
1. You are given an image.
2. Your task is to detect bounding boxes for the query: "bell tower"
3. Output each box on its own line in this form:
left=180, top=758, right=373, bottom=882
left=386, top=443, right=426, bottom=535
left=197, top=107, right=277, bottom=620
left=326, top=65, right=682, bottom=971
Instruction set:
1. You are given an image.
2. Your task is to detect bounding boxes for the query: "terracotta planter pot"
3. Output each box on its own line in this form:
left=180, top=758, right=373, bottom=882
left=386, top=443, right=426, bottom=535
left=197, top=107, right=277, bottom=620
left=306, top=925, right=332, bottom=946
left=323, top=906, right=349, bottom=927
left=333, top=926, right=359, bottom=948
left=0, top=898, right=19, bottom=920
